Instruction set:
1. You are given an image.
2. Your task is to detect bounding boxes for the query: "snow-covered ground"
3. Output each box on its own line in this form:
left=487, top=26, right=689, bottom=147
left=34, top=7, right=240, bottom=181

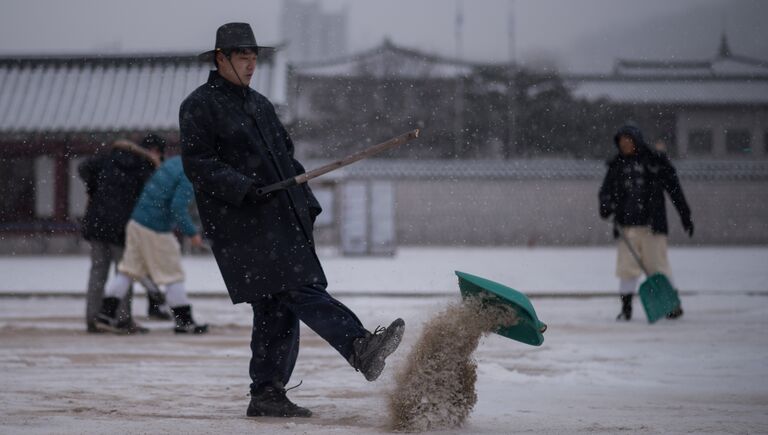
left=1, top=246, right=767, bottom=295
left=1, top=246, right=767, bottom=434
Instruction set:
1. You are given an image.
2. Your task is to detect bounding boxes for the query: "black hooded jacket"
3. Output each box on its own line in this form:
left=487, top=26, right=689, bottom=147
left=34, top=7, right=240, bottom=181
left=78, top=145, right=158, bottom=245
left=598, top=125, right=692, bottom=236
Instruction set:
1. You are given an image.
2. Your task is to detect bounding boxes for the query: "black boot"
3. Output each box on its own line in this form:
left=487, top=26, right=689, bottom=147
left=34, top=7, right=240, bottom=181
left=666, top=306, right=684, bottom=319
left=86, top=322, right=103, bottom=334
left=348, top=318, right=405, bottom=381
left=94, top=297, right=126, bottom=334
left=123, top=318, right=150, bottom=334
left=246, top=382, right=312, bottom=418
left=94, top=297, right=149, bottom=334
left=147, top=290, right=172, bottom=321
left=172, top=305, right=208, bottom=334
left=616, top=294, right=632, bottom=321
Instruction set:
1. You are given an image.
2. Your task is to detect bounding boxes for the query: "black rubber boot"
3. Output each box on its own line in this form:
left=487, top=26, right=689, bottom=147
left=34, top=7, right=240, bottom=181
left=247, top=382, right=312, bottom=418
left=666, top=306, right=684, bottom=319
left=348, top=318, right=405, bottom=381
left=616, top=294, right=633, bottom=321
left=147, top=290, right=172, bottom=321
left=94, top=297, right=149, bottom=334
left=94, top=297, right=126, bottom=334
left=86, top=321, right=102, bottom=334
left=171, top=305, right=209, bottom=334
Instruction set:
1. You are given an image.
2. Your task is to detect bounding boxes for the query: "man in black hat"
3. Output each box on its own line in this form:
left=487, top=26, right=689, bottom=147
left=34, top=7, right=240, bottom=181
left=79, top=133, right=171, bottom=334
left=179, top=22, right=405, bottom=418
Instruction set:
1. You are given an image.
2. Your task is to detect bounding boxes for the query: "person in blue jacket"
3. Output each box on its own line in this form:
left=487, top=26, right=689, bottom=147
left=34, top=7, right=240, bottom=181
left=94, top=156, right=208, bottom=334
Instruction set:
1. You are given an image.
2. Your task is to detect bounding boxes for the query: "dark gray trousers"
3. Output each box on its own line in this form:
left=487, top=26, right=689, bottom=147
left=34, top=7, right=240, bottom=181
left=248, top=283, right=368, bottom=393
left=86, top=241, right=166, bottom=328
left=85, top=241, right=167, bottom=326
left=85, top=241, right=133, bottom=326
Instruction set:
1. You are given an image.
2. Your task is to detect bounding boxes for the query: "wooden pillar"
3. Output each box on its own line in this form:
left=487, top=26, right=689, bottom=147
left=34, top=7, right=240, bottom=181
left=53, top=152, right=69, bottom=221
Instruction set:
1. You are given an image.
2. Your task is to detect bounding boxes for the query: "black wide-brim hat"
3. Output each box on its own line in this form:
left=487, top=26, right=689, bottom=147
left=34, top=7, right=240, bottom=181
left=198, top=22, right=273, bottom=62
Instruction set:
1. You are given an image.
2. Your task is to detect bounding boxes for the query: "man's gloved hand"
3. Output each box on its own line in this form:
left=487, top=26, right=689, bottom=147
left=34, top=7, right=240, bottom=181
left=599, top=198, right=615, bottom=219
left=682, top=216, right=694, bottom=238
left=244, top=185, right=272, bottom=204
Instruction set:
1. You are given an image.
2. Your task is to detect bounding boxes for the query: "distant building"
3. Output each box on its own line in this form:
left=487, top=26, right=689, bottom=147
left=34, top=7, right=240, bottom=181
left=0, top=51, right=278, bottom=249
left=566, top=34, right=768, bottom=159
left=287, top=39, right=511, bottom=159
left=280, top=0, right=348, bottom=64
left=1, top=40, right=767, bottom=253
left=289, top=39, right=477, bottom=121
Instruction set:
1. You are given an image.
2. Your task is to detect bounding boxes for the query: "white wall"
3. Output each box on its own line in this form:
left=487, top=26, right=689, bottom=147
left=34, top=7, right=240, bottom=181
left=677, top=108, right=768, bottom=157
left=34, top=156, right=54, bottom=218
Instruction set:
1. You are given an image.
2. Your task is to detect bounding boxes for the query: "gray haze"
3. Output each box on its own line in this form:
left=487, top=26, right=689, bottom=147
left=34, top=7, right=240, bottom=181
left=1, top=0, right=766, bottom=72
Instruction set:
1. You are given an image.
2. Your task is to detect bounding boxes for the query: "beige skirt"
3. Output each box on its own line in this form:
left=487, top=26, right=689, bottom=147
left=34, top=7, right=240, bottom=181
left=616, top=226, right=671, bottom=279
left=118, top=220, right=184, bottom=285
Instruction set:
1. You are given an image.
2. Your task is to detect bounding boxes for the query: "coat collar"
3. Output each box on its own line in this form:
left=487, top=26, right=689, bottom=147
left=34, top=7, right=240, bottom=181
left=207, top=70, right=252, bottom=97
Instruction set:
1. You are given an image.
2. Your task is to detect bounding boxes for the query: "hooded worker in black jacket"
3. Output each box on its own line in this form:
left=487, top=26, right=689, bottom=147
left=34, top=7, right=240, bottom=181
left=598, top=125, right=693, bottom=320
left=179, top=22, right=404, bottom=418
left=79, top=134, right=168, bottom=332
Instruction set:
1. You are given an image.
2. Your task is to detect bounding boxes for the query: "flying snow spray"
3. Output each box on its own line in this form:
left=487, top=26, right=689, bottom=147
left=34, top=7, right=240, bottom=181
left=388, top=271, right=546, bottom=432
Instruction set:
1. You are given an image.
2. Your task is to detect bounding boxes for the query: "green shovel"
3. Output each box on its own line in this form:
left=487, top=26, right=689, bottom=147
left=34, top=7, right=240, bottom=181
left=616, top=226, right=682, bottom=323
left=456, top=271, right=547, bottom=346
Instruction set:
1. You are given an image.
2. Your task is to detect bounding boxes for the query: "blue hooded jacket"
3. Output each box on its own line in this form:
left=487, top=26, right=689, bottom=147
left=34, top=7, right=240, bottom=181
left=131, top=156, right=198, bottom=236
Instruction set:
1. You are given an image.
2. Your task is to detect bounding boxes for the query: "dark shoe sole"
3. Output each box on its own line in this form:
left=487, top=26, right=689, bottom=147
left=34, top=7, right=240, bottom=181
left=250, top=402, right=312, bottom=418
left=363, top=318, right=405, bottom=381
left=125, top=325, right=150, bottom=334
left=174, top=324, right=209, bottom=334
left=86, top=323, right=104, bottom=334
left=246, top=408, right=312, bottom=418
left=93, top=317, right=150, bottom=335
left=93, top=321, right=130, bottom=335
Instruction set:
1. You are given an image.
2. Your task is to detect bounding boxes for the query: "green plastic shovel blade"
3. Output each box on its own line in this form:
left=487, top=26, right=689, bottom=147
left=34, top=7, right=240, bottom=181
left=456, top=271, right=546, bottom=346
left=638, top=272, right=681, bottom=324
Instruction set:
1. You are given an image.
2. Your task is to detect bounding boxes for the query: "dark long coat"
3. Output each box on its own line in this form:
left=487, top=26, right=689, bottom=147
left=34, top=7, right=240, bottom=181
left=180, top=71, right=324, bottom=303
left=598, top=125, right=692, bottom=237
left=78, top=145, right=157, bottom=246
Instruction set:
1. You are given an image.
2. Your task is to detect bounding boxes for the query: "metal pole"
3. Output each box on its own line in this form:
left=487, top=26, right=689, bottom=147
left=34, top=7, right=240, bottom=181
left=254, top=129, right=420, bottom=196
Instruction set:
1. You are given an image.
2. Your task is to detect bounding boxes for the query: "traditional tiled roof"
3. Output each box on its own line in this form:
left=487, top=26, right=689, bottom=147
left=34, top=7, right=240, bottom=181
left=566, top=35, right=768, bottom=105
left=292, top=39, right=495, bottom=79
left=0, top=52, right=276, bottom=134
left=613, top=55, right=768, bottom=78
left=567, top=79, right=768, bottom=105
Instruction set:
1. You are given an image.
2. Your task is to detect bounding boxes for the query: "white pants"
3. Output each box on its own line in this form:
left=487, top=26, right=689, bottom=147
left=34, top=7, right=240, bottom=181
left=616, top=226, right=672, bottom=280
left=105, top=273, right=189, bottom=307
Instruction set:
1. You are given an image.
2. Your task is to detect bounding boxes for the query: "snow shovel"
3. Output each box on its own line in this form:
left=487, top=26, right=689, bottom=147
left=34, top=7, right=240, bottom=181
left=616, top=227, right=682, bottom=324
left=253, top=129, right=419, bottom=197
left=456, top=271, right=546, bottom=346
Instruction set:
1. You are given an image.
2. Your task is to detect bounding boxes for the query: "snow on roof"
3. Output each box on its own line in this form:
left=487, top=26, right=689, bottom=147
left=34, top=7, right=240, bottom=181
left=0, top=52, right=276, bottom=134
left=568, top=79, right=768, bottom=105
left=613, top=33, right=768, bottom=79
left=613, top=56, right=768, bottom=78
left=711, top=56, right=768, bottom=76
left=292, top=39, right=489, bottom=79
left=567, top=36, right=768, bottom=106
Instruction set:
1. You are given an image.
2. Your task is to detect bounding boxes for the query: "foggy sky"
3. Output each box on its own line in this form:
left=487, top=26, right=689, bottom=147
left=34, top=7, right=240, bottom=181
left=1, top=0, right=766, bottom=73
